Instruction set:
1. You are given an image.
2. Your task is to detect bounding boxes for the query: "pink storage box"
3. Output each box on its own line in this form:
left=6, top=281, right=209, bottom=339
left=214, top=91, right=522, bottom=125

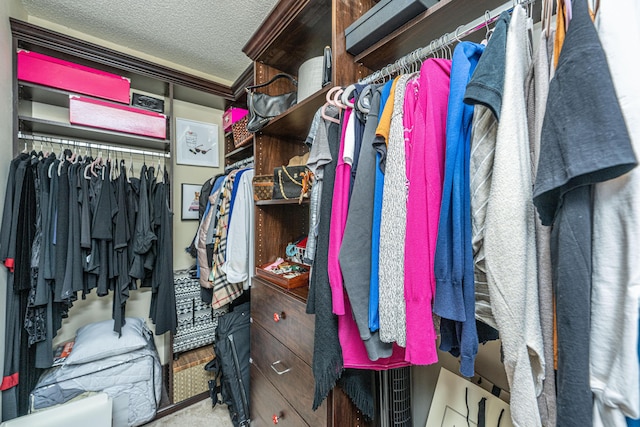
left=18, top=50, right=131, bottom=104
left=69, top=96, right=167, bottom=139
left=222, top=107, right=249, bottom=132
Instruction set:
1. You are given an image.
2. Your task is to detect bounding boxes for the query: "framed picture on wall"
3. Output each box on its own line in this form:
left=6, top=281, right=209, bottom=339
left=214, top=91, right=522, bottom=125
left=181, top=183, right=202, bottom=221
left=175, top=117, right=219, bottom=167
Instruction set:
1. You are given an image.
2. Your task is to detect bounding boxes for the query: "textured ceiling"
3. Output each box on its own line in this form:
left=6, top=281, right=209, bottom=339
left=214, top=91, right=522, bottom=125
left=19, top=0, right=278, bottom=85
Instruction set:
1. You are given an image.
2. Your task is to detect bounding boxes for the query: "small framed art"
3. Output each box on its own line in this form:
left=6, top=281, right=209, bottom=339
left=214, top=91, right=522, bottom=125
left=175, top=117, right=219, bottom=167
left=181, top=183, right=202, bottom=221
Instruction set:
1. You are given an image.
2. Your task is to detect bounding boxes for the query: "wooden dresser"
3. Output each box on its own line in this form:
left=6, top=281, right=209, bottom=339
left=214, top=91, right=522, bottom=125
left=250, top=276, right=370, bottom=426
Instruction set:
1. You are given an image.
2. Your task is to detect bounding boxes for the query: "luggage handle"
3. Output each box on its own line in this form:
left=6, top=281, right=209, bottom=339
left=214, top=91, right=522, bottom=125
left=270, top=360, right=292, bottom=375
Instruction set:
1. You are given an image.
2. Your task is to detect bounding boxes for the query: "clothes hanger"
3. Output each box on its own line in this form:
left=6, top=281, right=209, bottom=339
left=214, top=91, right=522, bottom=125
left=411, top=50, right=423, bottom=74
left=156, top=154, right=162, bottom=179
left=57, top=148, right=68, bottom=176
left=437, top=36, right=447, bottom=59
left=356, top=84, right=373, bottom=115
left=564, top=0, right=572, bottom=32
left=332, top=88, right=348, bottom=110
left=112, top=150, right=119, bottom=181
left=320, top=85, right=343, bottom=123
left=128, top=152, right=134, bottom=182
left=340, top=84, right=357, bottom=108
left=480, top=11, right=493, bottom=45
left=321, top=103, right=340, bottom=124
left=85, top=152, right=103, bottom=179
left=325, top=86, right=343, bottom=106
left=443, top=34, right=453, bottom=60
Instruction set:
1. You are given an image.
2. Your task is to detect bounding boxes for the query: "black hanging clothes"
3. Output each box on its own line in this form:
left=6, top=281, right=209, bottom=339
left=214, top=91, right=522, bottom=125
left=0, top=153, right=29, bottom=267
left=62, top=161, right=83, bottom=301
left=34, top=154, right=55, bottom=307
left=43, top=158, right=59, bottom=283
left=1, top=157, right=43, bottom=419
left=54, top=155, right=72, bottom=303
left=307, top=112, right=374, bottom=419
left=112, top=161, right=135, bottom=334
left=141, top=166, right=158, bottom=287
left=149, top=171, right=176, bottom=335
left=130, top=164, right=156, bottom=280
left=4, top=155, right=30, bottom=274
left=92, top=161, right=115, bottom=297
left=79, top=158, right=97, bottom=295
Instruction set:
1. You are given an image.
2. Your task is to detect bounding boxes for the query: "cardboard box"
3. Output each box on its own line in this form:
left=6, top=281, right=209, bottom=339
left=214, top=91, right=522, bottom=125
left=18, top=50, right=130, bottom=104
left=69, top=96, right=167, bottom=139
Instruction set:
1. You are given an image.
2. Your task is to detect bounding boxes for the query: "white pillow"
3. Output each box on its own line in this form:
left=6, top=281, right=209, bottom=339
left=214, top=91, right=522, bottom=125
left=63, top=317, right=150, bottom=365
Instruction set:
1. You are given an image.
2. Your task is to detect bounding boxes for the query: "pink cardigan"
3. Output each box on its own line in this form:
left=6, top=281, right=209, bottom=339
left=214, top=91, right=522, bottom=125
left=404, top=59, right=451, bottom=365
left=340, top=289, right=409, bottom=369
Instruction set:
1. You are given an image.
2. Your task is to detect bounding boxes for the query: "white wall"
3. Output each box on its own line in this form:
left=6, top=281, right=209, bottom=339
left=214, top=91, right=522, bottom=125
left=0, top=1, right=28, bottom=419
left=172, top=99, right=225, bottom=271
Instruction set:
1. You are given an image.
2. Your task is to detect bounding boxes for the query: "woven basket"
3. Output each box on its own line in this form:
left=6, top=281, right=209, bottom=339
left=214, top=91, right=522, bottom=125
left=253, top=174, right=274, bottom=201
left=172, top=346, right=215, bottom=402
left=232, top=116, right=252, bottom=148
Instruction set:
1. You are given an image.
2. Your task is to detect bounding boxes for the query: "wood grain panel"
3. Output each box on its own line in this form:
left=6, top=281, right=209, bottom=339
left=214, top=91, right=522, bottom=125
left=254, top=204, right=309, bottom=267
left=251, top=277, right=315, bottom=366
left=330, top=385, right=374, bottom=427
left=250, top=363, right=309, bottom=426
left=244, top=0, right=332, bottom=76
left=251, top=322, right=327, bottom=426
left=333, top=0, right=375, bottom=85
left=261, top=87, right=330, bottom=140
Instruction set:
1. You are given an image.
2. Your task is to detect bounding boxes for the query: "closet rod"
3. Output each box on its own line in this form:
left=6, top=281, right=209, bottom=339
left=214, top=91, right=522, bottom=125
left=358, top=0, right=535, bottom=85
left=18, top=131, right=171, bottom=158
left=224, top=156, right=254, bottom=173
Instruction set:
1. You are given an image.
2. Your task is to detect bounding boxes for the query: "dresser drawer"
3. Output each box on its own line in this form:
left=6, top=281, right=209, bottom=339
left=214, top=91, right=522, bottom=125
left=251, top=277, right=315, bottom=365
left=250, top=362, right=309, bottom=427
left=251, top=322, right=327, bottom=426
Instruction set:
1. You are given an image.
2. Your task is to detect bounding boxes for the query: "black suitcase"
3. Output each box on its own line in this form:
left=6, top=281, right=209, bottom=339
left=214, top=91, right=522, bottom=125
left=206, top=301, right=251, bottom=427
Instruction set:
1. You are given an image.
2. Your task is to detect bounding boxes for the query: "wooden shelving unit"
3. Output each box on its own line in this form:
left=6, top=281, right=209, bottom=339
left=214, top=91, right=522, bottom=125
left=241, top=0, right=376, bottom=425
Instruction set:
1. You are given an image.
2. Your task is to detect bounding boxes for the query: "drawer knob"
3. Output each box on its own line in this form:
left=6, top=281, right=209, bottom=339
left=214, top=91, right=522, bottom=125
left=273, top=312, right=286, bottom=322
left=272, top=412, right=284, bottom=424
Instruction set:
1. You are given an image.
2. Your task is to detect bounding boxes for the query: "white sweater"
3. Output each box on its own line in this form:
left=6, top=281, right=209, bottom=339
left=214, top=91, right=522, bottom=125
left=221, top=169, right=255, bottom=289
left=484, top=6, right=545, bottom=426
left=592, top=1, right=640, bottom=425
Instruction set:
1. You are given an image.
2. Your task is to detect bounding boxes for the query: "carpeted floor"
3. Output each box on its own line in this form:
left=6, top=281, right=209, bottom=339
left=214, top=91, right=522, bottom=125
left=144, top=399, right=234, bottom=427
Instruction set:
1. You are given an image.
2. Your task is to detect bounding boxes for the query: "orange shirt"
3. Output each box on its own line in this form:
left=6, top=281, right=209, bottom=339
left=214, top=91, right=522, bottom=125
left=375, top=77, right=399, bottom=146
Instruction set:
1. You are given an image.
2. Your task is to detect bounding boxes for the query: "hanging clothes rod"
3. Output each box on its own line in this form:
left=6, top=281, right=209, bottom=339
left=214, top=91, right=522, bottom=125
left=359, top=0, right=536, bottom=85
left=224, top=156, right=254, bottom=173
left=18, top=131, right=171, bottom=158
